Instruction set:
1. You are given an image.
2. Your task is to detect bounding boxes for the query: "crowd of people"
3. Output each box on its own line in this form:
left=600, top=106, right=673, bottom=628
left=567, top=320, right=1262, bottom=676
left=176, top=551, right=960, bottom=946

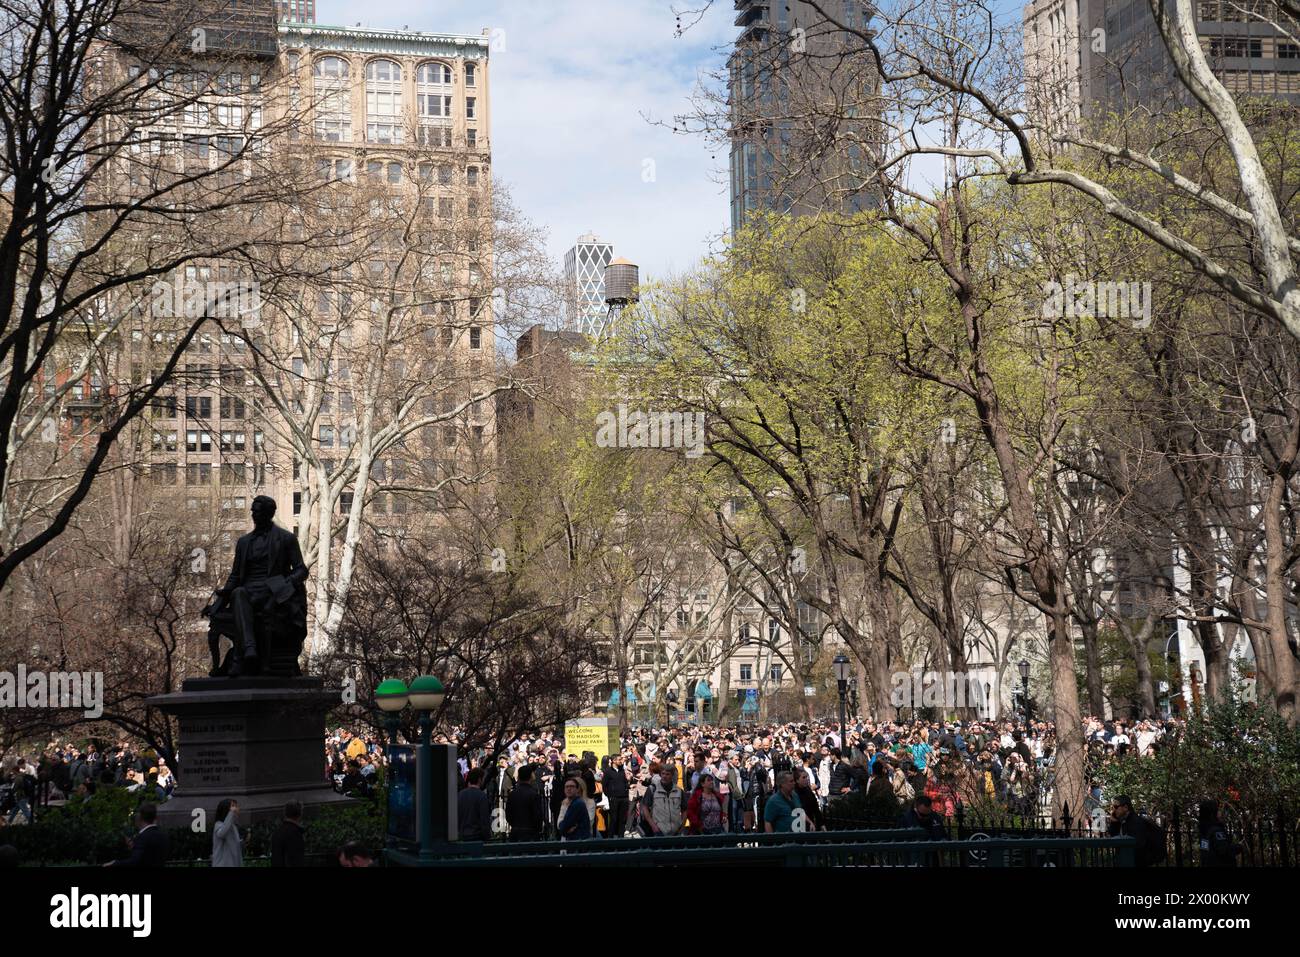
left=448, top=716, right=1181, bottom=844
left=5, top=713, right=1221, bottom=866
left=0, top=739, right=176, bottom=824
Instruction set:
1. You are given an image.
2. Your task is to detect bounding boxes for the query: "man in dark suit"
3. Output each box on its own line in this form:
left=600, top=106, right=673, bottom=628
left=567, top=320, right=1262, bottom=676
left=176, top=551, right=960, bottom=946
left=271, top=800, right=306, bottom=866
left=204, top=495, right=309, bottom=677
left=107, top=803, right=168, bottom=867
left=505, top=764, right=546, bottom=842
left=458, top=768, right=493, bottom=841
left=600, top=753, right=630, bottom=838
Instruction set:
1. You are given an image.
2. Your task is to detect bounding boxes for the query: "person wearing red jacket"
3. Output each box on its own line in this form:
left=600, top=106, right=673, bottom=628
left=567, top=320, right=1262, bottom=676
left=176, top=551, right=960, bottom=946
left=684, top=773, right=727, bottom=834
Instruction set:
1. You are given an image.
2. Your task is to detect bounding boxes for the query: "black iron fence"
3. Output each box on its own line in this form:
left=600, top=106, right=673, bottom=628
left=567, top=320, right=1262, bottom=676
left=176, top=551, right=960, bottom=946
left=406, top=830, right=1135, bottom=868
left=823, top=799, right=1299, bottom=867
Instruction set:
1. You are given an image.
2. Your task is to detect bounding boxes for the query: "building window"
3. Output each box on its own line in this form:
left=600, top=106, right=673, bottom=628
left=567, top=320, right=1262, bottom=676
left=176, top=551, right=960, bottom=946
left=465, top=62, right=476, bottom=87
left=467, top=166, right=479, bottom=186
left=1209, top=37, right=1262, bottom=58
left=313, top=56, right=351, bottom=141
left=739, top=664, right=752, bottom=682
left=469, top=326, right=481, bottom=349
left=770, top=664, right=783, bottom=682
left=417, top=62, right=453, bottom=146
left=466, top=97, right=476, bottom=120
left=767, top=619, right=779, bottom=642
left=365, top=58, right=403, bottom=143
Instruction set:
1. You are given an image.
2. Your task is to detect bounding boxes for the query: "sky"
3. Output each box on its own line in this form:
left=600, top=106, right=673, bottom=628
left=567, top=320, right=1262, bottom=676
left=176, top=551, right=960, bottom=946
left=317, top=0, right=739, bottom=284
left=314, top=1, right=1027, bottom=286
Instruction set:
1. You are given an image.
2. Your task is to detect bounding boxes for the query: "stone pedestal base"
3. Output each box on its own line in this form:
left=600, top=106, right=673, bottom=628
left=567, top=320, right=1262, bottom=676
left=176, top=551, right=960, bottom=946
left=148, top=677, right=354, bottom=829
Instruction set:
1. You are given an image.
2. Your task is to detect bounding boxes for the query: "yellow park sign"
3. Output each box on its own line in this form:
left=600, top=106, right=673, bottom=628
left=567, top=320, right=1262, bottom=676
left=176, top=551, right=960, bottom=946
left=564, top=717, right=619, bottom=759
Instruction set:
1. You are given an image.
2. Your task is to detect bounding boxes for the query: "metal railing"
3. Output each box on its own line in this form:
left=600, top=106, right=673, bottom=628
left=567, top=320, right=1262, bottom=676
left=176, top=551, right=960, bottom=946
left=413, top=833, right=1135, bottom=868
left=470, top=827, right=926, bottom=857
left=823, top=800, right=1300, bottom=867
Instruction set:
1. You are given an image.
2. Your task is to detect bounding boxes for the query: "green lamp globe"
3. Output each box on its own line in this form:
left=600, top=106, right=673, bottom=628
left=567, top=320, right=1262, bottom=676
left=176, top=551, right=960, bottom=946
left=375, top=678, right=409, bottom=713
left=408, top=675, right=445, bottom=712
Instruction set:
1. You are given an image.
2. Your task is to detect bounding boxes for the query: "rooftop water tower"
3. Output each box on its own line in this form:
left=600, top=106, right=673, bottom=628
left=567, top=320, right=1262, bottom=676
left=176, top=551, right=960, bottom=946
left=591, top=258, right=638, bottom=339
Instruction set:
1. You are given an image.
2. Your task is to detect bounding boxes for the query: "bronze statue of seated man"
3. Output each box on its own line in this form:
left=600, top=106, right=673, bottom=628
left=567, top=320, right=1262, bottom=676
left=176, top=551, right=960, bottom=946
left=203, top=495, right=310, bottom=678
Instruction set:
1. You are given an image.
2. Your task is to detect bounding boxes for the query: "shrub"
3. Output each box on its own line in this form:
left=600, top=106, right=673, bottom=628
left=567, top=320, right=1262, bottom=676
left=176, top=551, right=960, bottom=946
left=1, top=786, right=144, bottom=865
left=1097, top=698, right=1300, bottom=826
left=2, top=786, right=386, bottom=866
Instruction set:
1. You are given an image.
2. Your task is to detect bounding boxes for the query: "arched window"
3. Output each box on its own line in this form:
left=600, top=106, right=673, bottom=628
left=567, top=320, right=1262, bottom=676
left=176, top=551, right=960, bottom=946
left=313, top=55, right=348, bottom=80
left=365, top=58, right=402, bottom=143
left=416, top=61, right=453, bottom=146
left=417, top=61, right=452, bottom=86
left=312, top=56, right=351, bottom=141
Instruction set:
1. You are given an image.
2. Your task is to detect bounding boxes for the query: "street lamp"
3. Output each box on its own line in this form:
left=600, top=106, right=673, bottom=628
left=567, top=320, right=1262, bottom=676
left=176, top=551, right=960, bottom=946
left=1017, top=659, right=1031, bottom=723
left=375, top=679, right=408, bottom=851
left=833, top=654, right=851, bottom=752
left=375, top=674, right=451, bottom=865
left=1163, top=628, right=1179, bottom=718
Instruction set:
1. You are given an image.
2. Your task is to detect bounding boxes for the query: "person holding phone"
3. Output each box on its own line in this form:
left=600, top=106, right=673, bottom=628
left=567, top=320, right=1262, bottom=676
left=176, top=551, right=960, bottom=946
left=212, top=798, right=243, bottom=867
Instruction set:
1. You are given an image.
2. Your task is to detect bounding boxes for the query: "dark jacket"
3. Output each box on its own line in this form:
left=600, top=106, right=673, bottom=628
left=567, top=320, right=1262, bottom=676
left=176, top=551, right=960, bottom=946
left=558, top=797, right=592, bottom=840
left=216, top=522, right=309, bottom=641
left=898, top=808, right=947, bottom=841
left=506, top=781, right=546, bottom=840
left=271, top=819, right=306, bottom=867
left=457, top=786, right=493, bottom=841
left=601, top=763, right=630, bottom=799
left=1198, top=822, right=1240, bottom=868
left=548, top=761, right=568, bottom=820
left=795, top=786, right=824, bottom=830
left=1107, top=812, right=1153, bottom=866
left=113, top=825, right=169, bottom=867
left=485, top=766, right=515, bottom=807
left=828, top=761, right=854, bottom=794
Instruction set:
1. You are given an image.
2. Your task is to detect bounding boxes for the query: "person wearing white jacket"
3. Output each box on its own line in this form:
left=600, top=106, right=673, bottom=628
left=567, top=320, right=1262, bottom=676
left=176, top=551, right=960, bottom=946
left=211, top=799, right=243, bottom=868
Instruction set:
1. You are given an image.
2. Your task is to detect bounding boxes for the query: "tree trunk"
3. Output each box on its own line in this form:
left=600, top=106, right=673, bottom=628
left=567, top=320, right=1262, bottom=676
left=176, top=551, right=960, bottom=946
left=1081, top=620, right=1105, bottom=718
left=1046, top=607, right=1087, bottom=824
left=1183, top=514, right=1228, bottom=701
left=1264, top=469, right=1299, bottom=724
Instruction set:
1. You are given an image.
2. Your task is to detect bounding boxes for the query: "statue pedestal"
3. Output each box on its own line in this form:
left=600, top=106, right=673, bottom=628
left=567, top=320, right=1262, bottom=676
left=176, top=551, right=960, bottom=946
left=148, top=677, right=354, bottom=829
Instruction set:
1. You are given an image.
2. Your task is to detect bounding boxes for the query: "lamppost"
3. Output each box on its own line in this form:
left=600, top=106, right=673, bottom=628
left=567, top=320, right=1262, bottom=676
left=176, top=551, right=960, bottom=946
left=1017, top=659, right=1031, bottom=724
left=833, top=654, right=850, bottom=752
left=1163, top=628, right=1179, bottom=718
left=375, top=679, right=409, bottom=851
left=375, top=674, right=447, bottom=864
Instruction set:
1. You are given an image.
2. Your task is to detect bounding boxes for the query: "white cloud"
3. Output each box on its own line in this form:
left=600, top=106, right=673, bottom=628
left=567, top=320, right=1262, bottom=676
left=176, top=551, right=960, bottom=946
left=316, top=0, right=736, bottom=283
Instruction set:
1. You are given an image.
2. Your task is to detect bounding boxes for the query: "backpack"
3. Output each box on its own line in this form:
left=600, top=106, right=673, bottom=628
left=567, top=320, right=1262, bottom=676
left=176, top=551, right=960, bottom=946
left=1140, top=814, right=1167, bottom=865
